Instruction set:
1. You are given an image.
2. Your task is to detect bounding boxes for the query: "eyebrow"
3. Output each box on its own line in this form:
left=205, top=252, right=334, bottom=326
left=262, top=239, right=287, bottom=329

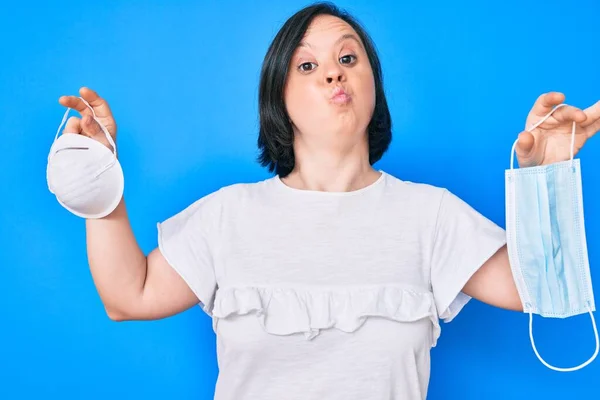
left=298, top=33, right=362, bottom=49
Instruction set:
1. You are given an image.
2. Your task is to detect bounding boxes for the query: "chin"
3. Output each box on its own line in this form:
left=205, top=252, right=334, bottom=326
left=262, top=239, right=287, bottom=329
left=330, top=125, right=368, bottom=145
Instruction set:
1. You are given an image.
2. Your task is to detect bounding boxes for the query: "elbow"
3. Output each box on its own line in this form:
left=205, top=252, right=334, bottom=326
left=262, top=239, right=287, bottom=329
left=511, top=298, right=524, bottom=313
left=105, top=306, right=130, bottom=322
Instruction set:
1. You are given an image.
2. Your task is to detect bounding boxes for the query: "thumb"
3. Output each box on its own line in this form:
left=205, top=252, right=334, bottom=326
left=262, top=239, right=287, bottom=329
left=81, top=114, right=103, bottom=138
left=515, top=131, right=535, bottom=158
left=81, top=114, right=112, bottom=150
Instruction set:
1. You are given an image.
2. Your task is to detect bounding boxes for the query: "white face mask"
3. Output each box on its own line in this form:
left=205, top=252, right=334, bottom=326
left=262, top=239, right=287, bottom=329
left=46, top=97, right=124, bottom=219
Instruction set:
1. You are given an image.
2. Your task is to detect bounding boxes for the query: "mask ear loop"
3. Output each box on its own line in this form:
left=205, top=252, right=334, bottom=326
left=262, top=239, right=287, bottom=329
left=510, top=103, right=576, bottom=170
left=48, top=107, right=74, bottom=163
left=77, top=97, right=117, bottom=159
left=76, top=97, right=119, bottom=178
left=529, top=306, right=599, bottom=372
left=50, top=97, right=118, bottom=177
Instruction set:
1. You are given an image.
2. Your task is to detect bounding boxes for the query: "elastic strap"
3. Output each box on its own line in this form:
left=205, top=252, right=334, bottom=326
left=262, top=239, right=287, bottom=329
left=509, top=103, right=576, bottom=170
left=53, top=97, right=117, bottom=158
left=529, top=306, right=599, bottom=372
left=51, top=97, right=118, bottom=177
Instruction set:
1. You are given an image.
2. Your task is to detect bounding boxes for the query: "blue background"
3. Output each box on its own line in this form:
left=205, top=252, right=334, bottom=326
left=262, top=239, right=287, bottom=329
left=1, top=0, right=599, bottom=398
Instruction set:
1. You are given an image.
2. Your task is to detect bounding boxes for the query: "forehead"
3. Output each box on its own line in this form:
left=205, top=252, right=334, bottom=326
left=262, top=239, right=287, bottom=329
left=299, top=15, right=360, bottom=48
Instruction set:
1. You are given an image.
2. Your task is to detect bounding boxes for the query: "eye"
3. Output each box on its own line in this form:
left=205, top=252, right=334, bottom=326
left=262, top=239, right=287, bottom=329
left=340, top=54, right=357, bottom=64
left=298, top=62, right=317, bottom=72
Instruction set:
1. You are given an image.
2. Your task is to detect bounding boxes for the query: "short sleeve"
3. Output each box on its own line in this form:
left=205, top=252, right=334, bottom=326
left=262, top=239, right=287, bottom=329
left=430, top=189, right=506, bottom=323
left=157, top=192, right=219, bottom=316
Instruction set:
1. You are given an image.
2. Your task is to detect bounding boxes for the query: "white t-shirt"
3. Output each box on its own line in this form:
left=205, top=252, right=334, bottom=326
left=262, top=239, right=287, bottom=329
left=157, top=171, right=506, bottom=400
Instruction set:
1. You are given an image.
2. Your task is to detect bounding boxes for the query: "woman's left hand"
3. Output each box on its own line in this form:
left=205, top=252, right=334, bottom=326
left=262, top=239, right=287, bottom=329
left=515, top=92, right=600, bottom=167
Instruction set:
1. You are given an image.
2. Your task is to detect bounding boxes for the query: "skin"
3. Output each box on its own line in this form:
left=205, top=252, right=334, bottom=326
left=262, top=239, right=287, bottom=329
left=57, top=15, right=600, bottom=320
left=282, top=16, right=379, bottom=192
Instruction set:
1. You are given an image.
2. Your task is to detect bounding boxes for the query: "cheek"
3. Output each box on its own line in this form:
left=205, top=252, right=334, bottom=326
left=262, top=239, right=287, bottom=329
left=358, top=71, right=376, bottom=114
left=285, top=81, right=325, bottom=121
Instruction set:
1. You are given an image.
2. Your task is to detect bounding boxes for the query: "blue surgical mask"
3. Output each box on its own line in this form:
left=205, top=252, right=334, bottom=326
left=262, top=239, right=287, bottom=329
left=505, top=103, right=598, bottom=372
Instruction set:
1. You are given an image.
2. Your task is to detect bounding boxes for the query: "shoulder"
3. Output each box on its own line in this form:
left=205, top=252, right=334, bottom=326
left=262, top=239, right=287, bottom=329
left=169, top=176, right=278, bottom=224
left=382, top=172, right=488, bottom=227
left=214, top=176, right=277, bottom=200
left=203, top=176, right=279, bottom=210
left=381, top=171, right=448, bottom=208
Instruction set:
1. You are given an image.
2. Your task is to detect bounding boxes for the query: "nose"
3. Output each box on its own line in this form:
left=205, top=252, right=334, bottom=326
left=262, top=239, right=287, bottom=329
left=325, top=63, right=346, bottom=84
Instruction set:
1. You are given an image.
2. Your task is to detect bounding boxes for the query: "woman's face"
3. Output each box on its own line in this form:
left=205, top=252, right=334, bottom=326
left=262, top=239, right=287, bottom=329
left=284, top=15, right=376, bottom=151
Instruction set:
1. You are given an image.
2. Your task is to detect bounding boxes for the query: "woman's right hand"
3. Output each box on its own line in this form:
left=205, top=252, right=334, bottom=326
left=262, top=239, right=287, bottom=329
left=58, top=87, right=118, bottom=152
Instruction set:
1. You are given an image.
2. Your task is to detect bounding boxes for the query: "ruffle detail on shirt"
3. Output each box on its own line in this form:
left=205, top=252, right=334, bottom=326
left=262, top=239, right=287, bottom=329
left=211, top=285, right=441, bottom=346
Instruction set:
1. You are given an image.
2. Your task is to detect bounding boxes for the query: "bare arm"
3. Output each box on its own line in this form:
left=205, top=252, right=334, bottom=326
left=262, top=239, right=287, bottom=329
left=87, top=197, right=199, bottom=321
left=462, top=244, right=523, bottom=312
left=59, top=87, right=199, bottom=321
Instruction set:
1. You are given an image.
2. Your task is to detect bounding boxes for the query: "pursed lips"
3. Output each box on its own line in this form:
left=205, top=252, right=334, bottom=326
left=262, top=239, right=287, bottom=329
left=330, top=86, right=352, bottom=105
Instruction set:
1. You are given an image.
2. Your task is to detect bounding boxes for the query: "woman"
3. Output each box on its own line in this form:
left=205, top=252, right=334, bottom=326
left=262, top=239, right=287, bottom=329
left=56, top=2, right=600, bottom=399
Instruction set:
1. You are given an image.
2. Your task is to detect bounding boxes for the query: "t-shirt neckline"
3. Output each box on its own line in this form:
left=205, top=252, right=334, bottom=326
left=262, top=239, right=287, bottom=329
left=272, top=170, right=386, bottom=197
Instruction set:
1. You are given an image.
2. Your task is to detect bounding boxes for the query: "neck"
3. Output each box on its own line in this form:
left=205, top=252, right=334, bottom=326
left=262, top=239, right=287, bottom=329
left=282, top=136, right=381, bottom=192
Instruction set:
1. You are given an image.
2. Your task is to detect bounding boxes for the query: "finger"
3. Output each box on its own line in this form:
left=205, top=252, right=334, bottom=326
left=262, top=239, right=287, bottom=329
left=532, top=92, right=565, bottom=116
left=515, top=131, right=535, bottom=156
left=58, top=95, right=92, bottom=115
left=551, top=105, right=587, bottom=124
left=584, top=118, right=600, bottom=139
left=79, top=87, right=113, bottom=118
left=582, top=100, right=600, bottom=128
left=81, top=114, right=104, bottom=138
left=63, top=116, right=82, bottom=135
